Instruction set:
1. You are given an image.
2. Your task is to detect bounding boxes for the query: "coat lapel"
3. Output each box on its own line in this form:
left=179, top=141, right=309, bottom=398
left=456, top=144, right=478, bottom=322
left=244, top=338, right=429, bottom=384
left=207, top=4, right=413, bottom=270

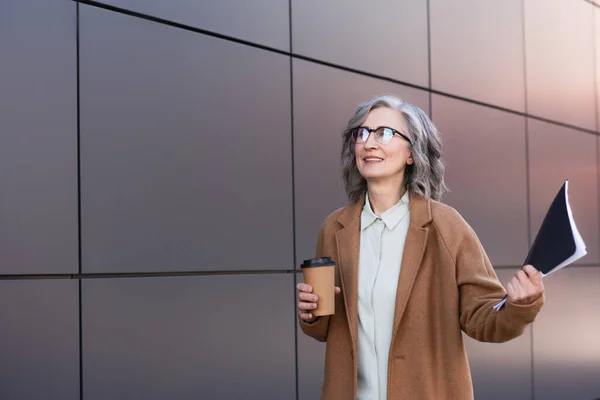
left=391, top=193, right=432, bottom=337
left=335, top=198, right=364, bottom=350
left=334, top=193, right=432, bottom=349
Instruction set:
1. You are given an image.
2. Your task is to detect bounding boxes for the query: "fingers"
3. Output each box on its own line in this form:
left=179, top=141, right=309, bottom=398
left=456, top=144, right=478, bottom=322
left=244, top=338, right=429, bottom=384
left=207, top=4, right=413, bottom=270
left=296, top=283, right=342, bottom=322
left=296, top=283, right=317, bottom=322
left=297, top=300, right=317, bottom=322
left=298, top=298, right=318, bottom=311
left=296, top=283, right=342, bottom=295
left=507, top=265, right=544, bottom=305
left=296, top=283, right=313, bottom=293
left=516, top=269, right=535, bottom=293
left=299, top=293, right=318, bottom=303
left=515, top=269, right=528, bottom=285
left=298, top=311, right=315, bottom=321
left=506, top=281, right=515, bottom=299
left=297, top=297, right=317, bottom=321
left=507, top=277, right=523, bottom=300
left=523, top=264, right=543, bottom=284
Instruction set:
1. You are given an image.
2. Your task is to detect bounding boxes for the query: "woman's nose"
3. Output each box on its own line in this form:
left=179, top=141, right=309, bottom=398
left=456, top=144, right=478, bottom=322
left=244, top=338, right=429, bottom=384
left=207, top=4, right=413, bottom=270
left=364, top=133, right=379, bottom=149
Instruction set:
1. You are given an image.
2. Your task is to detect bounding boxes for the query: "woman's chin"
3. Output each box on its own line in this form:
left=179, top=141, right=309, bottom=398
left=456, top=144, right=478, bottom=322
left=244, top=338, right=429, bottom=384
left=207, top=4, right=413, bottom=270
left=361, top=171, right=405, bottom=186
left=362, top=173, right=391, bottom=181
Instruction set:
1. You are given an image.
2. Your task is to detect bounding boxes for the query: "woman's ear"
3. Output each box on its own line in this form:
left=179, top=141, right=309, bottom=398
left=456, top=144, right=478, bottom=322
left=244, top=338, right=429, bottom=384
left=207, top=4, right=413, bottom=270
left=407, top=153, right=413, bottom=165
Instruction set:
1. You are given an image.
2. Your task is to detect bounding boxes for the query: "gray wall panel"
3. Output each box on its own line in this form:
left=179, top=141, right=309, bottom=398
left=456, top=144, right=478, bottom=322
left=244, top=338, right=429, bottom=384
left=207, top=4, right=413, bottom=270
left=83, top=274, right=295, bottom=399
left=0, top=280, right=79, bottom=399
left=525, top=0, right=596, bottom=130
left=0, top=0, right=78, bottom=274
left=463, top=269, right=532, bottom=400
left=430, top=0, right=525, bottom=111
left=92, top=0, right=290, bottom=51
left=1, top=0, right=597, bottom=397
left=533, top=267, right=600, bottom=400
left=596, top=7, right=600, bottom=132
left=292, top=0, right=429, bottom=86
left=80, top=6, right=293, bottom=273
left=528, top=120, right=599, bottom=264
left=432, top=95, right=528, bottom=266
left=293, top=59, right=429, bottom=267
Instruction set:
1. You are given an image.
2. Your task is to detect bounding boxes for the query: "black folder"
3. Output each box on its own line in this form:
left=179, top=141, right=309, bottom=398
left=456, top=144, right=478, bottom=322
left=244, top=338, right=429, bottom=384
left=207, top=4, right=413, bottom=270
left=494, top=180, right=586, bottom=310
left=524, top=180, right=586, bottom=276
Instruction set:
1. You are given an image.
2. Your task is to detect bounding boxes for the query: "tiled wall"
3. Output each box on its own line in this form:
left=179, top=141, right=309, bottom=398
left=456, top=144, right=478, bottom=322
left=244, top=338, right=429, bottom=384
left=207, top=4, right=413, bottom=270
left=0, top=0, right=598, bottom=399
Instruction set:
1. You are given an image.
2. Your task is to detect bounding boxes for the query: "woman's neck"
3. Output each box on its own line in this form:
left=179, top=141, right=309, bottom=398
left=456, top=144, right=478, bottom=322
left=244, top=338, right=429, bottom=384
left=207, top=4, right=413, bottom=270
left=367, top=181, right=406, bottom=215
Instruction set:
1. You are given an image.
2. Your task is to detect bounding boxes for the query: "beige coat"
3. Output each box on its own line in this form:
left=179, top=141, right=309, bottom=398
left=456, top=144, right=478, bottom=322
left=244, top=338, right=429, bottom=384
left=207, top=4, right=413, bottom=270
left=300, top=193, right=544, bottom=400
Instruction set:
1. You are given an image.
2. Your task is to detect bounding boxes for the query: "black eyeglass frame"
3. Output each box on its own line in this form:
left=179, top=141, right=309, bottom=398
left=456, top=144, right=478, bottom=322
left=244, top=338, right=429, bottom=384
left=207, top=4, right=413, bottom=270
left=348, top=126, right=412, bottom=145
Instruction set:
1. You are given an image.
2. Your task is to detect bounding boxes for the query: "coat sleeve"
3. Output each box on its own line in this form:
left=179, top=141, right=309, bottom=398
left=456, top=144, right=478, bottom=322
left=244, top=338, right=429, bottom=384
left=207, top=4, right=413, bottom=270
left=453, top=219, right=544, bottom=343
left=298, top=223, right=331, bottom=343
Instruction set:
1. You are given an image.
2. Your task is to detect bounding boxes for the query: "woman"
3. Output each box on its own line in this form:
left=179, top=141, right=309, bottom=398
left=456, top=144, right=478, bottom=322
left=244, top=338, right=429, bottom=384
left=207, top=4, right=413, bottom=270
left=296, top=95, right=545, bottom=400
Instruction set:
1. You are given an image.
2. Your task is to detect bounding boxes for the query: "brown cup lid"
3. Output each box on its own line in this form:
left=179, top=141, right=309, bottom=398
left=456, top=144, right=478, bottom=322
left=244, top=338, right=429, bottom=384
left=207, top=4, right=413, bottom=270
left=301, top=257, right=335, bottom=268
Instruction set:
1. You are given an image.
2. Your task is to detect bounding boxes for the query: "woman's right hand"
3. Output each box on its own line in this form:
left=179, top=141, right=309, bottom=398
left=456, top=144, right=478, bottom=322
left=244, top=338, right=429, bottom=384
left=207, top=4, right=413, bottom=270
left=296, top=283, right=341, bottom=323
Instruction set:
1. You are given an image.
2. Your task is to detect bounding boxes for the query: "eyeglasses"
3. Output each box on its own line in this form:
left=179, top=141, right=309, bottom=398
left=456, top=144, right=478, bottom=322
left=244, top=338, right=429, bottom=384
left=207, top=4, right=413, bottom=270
left=350, top=126, right=412, bottom=145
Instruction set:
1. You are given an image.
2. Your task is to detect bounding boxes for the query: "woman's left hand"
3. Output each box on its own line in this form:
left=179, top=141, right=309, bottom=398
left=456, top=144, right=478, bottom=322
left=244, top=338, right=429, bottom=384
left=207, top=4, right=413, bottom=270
left=507, top=264, right=545, bottom=305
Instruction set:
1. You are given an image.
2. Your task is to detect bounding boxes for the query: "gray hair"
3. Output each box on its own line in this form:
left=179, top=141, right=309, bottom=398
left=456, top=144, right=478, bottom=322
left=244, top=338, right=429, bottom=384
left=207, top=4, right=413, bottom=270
left=341, top=95, right=448, bottom=203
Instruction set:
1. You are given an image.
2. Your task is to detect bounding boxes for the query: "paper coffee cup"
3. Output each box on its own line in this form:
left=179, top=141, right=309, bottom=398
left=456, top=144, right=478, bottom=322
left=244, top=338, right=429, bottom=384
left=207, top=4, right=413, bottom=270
left=301, top=257, right=336, bottom=316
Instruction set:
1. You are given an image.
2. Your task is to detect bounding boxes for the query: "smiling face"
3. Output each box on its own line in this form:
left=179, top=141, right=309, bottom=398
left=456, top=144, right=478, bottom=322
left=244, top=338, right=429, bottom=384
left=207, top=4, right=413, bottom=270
left=355, top=107, right=413, bottom=187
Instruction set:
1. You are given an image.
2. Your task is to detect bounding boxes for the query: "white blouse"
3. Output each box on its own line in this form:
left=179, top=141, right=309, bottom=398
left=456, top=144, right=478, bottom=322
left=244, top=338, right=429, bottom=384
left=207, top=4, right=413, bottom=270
left=357, top=191, right=410, bottom=400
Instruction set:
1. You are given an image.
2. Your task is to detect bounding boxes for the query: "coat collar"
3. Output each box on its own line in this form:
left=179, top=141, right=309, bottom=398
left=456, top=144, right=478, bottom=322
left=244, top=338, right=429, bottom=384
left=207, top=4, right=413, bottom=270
left=335, top=191, right=432, bottom=352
